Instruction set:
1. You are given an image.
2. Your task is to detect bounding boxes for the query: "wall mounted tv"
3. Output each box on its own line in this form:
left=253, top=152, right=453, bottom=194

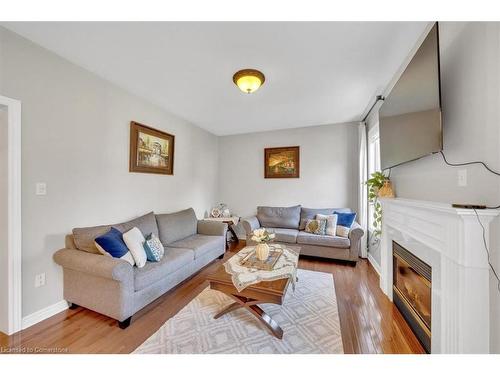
left=379, top=23, right=442, bottom=170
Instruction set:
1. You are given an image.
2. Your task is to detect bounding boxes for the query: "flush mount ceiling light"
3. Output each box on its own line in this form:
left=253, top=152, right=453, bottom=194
left=232, top=69, right=265, bottom=94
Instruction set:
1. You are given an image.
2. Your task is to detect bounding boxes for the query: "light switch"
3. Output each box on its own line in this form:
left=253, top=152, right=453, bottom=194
left=458, top=169, right=467, bottom=187
left=36, top=182, right=47, bottom=195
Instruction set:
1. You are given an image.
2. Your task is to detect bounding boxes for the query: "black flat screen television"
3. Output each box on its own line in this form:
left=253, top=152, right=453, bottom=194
left=379, top=23, right=442, bottom=170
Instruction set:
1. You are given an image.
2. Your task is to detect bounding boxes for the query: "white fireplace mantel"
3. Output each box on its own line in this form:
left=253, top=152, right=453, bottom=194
left=379, top=198, right=499, bottom=354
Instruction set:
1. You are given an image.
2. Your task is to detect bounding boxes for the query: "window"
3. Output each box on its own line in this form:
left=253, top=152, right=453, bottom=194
left=367, top=124, right=380, bottom=232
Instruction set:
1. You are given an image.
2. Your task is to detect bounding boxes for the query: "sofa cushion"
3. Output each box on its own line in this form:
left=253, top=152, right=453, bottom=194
left=266, top=228, right=298, bottom=243
left=115, top=211, right=159, bottom=238
left=143, top=233, right=165, bottom=262
left=73, top=224, right=112, bottom=254
left=123, top=227, right=147, bottom=268
left=94, top=227, right=135, bottom=266
left=134, top=247, right=194, bottom=291
left=72, top=212, right=160, bottom=254
left=299, top=207, right=352, bottom=230
left=316, top=214, right=338, bottom=236
left=334, top=211, right=357, bottom=238
left=297, top=231, right=350, bottom=248
left=257, top=205, right=301, bottom=229
left=304, top=219, right=327, bottom=235
left=156, top=208, right=198, bottom=245
left=169, top=234, right=224, bottom=259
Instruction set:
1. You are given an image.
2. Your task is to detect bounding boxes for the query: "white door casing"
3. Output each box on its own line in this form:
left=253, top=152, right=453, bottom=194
left=0, top=95, right=22, bottom=335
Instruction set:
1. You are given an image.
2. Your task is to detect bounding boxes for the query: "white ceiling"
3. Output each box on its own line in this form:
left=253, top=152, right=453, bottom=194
left=2, top=22, right=428, bottom=135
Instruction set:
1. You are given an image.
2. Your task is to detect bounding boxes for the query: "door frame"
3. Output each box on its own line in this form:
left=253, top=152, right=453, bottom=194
left=0, top=95, right=22, bottom=335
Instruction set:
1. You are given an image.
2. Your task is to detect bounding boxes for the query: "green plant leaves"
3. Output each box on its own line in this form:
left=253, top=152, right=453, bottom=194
left=365, top=171, right=389, bottom=241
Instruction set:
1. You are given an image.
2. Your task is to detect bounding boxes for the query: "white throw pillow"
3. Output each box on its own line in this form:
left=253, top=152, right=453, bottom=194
left=315, top=214, right=338, bottom=236
left=94, top=242, right=136, bottom=266
left=336, top=226, right=351, bottom=238
left=123, top=227, right=147, bottom=268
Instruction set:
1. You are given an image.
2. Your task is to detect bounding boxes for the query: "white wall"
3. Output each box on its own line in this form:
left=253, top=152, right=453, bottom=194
left=0, top=107, right=8, bottom=333
left=0, top=27, right=219, bottom=318
left=218, top=123, right=359, bottom=238
left=367, top=22, right=500, bottom=353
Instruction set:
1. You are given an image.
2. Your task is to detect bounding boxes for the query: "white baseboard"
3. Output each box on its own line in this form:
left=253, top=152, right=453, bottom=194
left=368, top=253, right=381, bottom=276
left=22, top=300, right=69, bottom=330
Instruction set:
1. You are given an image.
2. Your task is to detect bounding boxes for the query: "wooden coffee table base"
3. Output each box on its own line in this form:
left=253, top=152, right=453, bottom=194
left=207, top=252, right=297, bottom=341
left=213, top=293, right=283, bottom=339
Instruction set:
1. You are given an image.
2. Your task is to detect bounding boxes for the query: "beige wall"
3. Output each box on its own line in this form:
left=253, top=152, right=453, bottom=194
left=0, top=27, right=219, bottom=317
left=0, top=107, right=8, bottom=333
left=218, top=123, right=359, bottom=238
left=367, top=22, right=500, bottom=353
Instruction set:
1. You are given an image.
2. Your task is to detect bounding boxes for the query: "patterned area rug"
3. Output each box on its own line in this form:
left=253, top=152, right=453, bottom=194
left=134, top=269, right=343, bottom=354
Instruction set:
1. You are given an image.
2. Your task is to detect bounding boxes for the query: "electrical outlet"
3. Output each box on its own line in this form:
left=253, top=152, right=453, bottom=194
left=458, top=169, right=467, bottom=187
left=34, top=273, right=46, bottom=288
left=36, top=182, right=47, bottom=196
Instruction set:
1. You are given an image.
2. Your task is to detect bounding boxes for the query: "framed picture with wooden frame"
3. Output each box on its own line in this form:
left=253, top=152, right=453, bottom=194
left=129, top=121, right=175, bottom=175
left=264, top=146, right=300, bottom=178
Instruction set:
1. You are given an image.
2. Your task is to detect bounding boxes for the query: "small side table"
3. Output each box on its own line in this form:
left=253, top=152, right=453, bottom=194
left=203, top=216, right=240, bottom=249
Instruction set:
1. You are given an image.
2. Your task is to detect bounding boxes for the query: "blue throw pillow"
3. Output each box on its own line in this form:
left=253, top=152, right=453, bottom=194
left=143, top=233, right=165, bottom=262
left=334, top=212, right=357, bottom=238
left=334, top=212, right=356, bottom=227
left=94, top=227, right=135, bottom=266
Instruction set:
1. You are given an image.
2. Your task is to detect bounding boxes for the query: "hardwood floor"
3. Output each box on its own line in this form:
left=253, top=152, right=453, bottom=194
left=0, top=241, right=424, bottom=354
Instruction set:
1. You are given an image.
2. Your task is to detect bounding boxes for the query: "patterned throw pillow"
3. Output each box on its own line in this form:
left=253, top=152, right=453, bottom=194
left=143, top=233, right=165, bottom=262
left=334, top=212, right=357, bottom=238
left=304, top=219, right=327, bottom=235
left=315, top=214, right=338, bottom=236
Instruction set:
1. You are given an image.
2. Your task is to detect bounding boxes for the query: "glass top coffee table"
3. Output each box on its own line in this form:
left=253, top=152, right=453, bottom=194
left=206, top=245, right=300, bottom=339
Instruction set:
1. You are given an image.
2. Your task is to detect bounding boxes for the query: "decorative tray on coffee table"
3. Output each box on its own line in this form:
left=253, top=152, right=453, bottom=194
left=239, top=246, right=283, bottom=271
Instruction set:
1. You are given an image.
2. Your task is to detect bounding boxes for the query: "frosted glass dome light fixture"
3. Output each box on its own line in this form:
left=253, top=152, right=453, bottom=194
left=233, top=69, right=265, bottom=94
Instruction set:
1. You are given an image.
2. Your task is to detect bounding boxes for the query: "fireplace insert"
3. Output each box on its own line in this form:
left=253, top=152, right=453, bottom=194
left=393, top=241, right=431, bottom=353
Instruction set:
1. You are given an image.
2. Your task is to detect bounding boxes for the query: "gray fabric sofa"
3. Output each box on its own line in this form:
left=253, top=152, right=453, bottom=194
left=53, top=208, right=227, bottom=328
left=241, top=205, right=363, bottom=263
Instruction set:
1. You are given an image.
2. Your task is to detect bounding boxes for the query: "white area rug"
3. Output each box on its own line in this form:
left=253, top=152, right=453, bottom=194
left=134, top=269, right=343, bottom=354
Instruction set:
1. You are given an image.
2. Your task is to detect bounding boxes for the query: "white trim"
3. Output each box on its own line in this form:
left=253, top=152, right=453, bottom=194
left=367, top=122, right=381, bottom=235
left=0, top=96, right=22, bottom=335
left=367, top=252, right=381, bottom=276
left=380, top=197, right=500, bottom=217
left=21, top=300, right=69, bottom=330
left=358, top=122, right=368, bottom=258
left=379, top=197, right=499, bottom=353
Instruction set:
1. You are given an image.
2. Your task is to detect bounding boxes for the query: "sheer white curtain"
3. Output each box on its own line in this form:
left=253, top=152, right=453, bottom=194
left=357, top=122, right=368, bottom=258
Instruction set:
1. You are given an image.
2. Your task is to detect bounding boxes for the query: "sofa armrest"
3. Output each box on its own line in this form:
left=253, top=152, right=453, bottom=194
left=348, top=222, right=365, bottom=259
left=349, top=221, right=364, bottom=240
left=197, top=220, right=227, bottom=236
left=53, top=248, right=133, bottom=283
left=241, top=216, right=261, bottom=236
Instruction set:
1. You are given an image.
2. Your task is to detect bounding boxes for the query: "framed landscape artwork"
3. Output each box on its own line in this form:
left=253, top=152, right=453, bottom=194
left=264, top=146, right=300, bottom=178
left=129, top=121, right=175, bottom=175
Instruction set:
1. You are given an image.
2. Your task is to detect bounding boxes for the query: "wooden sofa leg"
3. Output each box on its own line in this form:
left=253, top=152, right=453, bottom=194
left=68, top=303, right=79, bottom=310
left=118, top=317, right=132, bottom=329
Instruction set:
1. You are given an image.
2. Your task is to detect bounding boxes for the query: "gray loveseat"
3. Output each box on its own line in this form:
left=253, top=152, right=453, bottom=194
left=53, top=208, right=226, bottom=328
left=242, top=205, right=363, bottom=264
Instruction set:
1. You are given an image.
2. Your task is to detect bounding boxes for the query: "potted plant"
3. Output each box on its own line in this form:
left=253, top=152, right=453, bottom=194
left=251, top=228, right=276, bottom=261
left=365, top=171, right=393, bottom=244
